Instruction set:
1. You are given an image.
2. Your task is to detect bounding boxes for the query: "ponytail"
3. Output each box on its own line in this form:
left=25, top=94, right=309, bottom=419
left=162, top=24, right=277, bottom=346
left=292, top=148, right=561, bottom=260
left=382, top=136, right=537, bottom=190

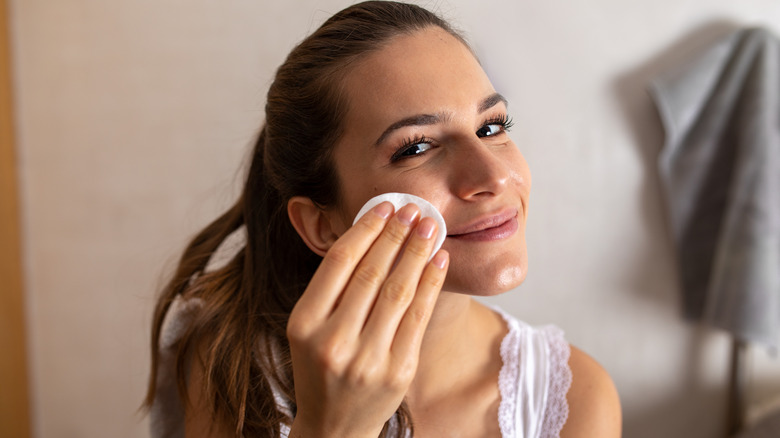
left=146, top=126, right=295, bottom=436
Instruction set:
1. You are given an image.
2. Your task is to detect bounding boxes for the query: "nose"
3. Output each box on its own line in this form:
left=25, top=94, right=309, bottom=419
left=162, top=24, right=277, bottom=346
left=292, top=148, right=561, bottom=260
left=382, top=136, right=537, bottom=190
left=450, top=139, right=510, bottom=200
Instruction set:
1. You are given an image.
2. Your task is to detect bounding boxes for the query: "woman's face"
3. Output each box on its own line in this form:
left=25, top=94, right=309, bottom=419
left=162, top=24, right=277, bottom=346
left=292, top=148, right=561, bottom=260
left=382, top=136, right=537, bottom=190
left=330, top=26, right=532, bottom=296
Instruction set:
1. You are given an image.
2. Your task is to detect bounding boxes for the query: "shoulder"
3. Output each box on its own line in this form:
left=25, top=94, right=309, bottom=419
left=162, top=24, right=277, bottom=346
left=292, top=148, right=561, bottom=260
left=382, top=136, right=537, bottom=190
left=184, top=345, right=237, bottom=438
left=560, top=346, right=622, bottom=438
left=153, top=294, right=237, bottom=438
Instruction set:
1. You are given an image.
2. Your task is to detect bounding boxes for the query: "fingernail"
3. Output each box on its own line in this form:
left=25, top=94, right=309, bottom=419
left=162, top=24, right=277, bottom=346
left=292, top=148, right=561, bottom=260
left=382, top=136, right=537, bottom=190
left=416, top=218, right=436, bottom=239
left=432, top=251, right=448, bottom=269
left=373, top=202, right=394, bottom=219
left=396, top=204, right=420, bottom=226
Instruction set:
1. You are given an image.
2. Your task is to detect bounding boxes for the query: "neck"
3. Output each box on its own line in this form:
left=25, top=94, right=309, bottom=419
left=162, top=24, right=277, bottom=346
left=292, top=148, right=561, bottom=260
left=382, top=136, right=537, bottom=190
left=406, top=292, right=505, bottom=404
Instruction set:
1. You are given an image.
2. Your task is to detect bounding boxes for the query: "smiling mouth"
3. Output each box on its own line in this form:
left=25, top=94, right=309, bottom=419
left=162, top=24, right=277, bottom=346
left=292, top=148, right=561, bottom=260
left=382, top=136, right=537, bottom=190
left=447, top=210, right=519, bottom=242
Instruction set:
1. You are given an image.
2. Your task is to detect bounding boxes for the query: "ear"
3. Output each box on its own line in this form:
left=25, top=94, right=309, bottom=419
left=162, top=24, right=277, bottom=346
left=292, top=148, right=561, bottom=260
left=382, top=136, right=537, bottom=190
left=287, top=196, right=341, bottom=257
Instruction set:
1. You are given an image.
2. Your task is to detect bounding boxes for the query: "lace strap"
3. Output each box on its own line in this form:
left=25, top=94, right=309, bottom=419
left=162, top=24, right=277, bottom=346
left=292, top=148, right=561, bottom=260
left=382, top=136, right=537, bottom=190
left=492, top=305, right=572, bottom=438
left=497, top=316, right=521, bottom=437
left=539, top=326, right=572, bottom=438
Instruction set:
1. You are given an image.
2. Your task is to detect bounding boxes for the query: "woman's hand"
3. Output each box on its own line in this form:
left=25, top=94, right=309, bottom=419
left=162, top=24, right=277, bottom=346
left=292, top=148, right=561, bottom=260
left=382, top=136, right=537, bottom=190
left=286, top=202, right=449, bottom=438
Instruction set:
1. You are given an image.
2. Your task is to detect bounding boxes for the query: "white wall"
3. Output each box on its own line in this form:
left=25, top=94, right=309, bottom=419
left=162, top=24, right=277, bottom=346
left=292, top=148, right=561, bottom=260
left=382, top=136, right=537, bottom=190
left=10, top=0, right=780, bottom=437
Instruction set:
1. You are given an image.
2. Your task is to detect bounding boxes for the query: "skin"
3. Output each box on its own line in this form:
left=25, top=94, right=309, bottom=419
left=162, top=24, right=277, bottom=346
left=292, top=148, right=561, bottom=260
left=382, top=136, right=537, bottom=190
left=185, top=26, right=621, bottom=438
left=327, top=32, right=531, bottom=297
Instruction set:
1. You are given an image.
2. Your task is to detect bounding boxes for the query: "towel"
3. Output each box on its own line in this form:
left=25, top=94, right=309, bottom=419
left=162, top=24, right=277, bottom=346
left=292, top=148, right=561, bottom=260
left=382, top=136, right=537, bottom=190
left=650, top=27, right=780, bottom=350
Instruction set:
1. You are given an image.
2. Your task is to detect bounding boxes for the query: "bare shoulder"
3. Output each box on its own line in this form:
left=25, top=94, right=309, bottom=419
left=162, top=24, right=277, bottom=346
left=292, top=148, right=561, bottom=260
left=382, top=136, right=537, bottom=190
left=560, top=345, right=622, bottom=438
left=184, top=340, right=236, bottom=438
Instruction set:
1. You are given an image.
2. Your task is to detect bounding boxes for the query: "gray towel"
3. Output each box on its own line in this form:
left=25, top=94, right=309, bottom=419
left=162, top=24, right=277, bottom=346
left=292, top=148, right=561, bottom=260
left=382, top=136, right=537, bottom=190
left=650, top=27, right=780, bottom=350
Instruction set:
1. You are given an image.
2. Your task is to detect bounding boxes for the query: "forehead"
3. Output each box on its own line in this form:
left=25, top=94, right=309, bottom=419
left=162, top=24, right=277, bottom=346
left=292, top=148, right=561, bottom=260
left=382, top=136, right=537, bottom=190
left=340, top=27, right=495, bottom=128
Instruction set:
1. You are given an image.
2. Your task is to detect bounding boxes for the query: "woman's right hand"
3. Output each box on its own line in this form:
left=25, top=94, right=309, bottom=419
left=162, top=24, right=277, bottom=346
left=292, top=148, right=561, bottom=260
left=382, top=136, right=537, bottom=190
left=286, top=202, right=449, bottom=438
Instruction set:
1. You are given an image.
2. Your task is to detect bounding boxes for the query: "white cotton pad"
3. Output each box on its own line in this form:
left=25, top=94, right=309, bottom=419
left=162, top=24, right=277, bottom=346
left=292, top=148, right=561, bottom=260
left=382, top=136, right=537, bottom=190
left=353, top=193, right=447, bottom=261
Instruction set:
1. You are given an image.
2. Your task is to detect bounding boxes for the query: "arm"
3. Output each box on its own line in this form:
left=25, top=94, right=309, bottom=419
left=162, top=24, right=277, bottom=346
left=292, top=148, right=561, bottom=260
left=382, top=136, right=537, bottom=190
left=560, top=346, right=622, bottom=438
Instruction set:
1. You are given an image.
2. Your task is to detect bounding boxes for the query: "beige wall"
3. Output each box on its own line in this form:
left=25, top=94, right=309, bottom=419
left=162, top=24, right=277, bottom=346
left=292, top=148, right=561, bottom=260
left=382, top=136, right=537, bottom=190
left=9, top=0, right=780, bottom=437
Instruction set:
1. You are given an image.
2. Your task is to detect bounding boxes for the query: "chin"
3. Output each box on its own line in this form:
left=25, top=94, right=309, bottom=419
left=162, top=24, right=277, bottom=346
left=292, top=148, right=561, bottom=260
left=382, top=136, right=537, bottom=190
left=442, top=258, right=528, bottom=297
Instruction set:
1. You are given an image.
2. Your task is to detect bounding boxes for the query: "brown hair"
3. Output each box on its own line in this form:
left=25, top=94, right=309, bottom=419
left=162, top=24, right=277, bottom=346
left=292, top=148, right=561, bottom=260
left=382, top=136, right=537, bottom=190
left=145, top=2, right=467, bottom=436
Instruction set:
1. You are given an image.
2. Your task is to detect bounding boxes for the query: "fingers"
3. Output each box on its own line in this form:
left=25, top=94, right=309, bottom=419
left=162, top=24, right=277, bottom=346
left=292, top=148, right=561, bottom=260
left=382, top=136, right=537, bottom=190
left=291, top=201, right=394, bottom=328
left=329, top=205, right=421, bottom=332
left=359, top=217, right=442, bottom=351
left=391, top=250, right=448, bottom=361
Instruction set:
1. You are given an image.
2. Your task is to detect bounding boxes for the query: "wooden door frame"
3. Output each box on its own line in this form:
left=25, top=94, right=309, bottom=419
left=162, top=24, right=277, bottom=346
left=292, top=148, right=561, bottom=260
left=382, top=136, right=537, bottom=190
left=0, top=0, right=32, bottom=436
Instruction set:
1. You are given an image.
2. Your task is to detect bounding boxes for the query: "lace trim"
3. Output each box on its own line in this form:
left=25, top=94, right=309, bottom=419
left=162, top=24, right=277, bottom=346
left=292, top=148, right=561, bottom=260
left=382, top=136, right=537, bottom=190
left=497, top=316, right=521, bottom=437
left=540, top=326, right=572, bottom=438
left=494, top=307, right=572, bottom=438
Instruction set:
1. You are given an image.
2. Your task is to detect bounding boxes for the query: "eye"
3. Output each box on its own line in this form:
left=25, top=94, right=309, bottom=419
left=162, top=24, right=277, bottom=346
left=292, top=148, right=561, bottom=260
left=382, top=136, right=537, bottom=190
left=476, top=124, right=503, bottom=137
left=391, top=136, right=434, bottom=162
left=476, top=115, right=514, bottom=138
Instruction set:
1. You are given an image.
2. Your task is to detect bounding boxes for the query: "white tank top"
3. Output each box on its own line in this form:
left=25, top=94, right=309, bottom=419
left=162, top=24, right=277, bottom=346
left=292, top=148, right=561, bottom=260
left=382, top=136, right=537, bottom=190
left=493, top=307, right=571, bottom=437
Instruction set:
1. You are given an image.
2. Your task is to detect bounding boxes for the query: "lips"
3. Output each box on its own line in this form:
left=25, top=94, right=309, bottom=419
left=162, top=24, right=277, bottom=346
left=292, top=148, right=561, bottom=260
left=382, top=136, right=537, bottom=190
left=446, top=208, right=519, bottom=242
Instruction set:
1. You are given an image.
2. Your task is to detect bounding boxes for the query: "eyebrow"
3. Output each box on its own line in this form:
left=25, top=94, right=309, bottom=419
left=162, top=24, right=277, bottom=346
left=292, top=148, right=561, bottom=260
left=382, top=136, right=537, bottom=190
left=373, top=92, right=508, bottom=146
left=478, top=92, right=508, bottom=113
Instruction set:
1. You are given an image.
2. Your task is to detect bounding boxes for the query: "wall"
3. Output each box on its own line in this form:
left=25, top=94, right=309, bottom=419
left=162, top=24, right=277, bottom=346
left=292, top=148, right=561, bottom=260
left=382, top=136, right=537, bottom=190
left=9, top=0, right=780, bottom=437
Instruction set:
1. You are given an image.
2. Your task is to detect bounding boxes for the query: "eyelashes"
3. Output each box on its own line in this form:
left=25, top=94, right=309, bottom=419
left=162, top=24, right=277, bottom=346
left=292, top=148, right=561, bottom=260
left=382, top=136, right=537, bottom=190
left=390, top=135, right=435, bottom=162
left=390, top=114, right=514, bottom=163
left=482, top=114, right=515, bottom=134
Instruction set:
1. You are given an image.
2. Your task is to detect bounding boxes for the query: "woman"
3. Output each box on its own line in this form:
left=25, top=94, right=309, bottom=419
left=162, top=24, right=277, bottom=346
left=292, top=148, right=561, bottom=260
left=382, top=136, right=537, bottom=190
left=145, top=2, right=621, bottom=437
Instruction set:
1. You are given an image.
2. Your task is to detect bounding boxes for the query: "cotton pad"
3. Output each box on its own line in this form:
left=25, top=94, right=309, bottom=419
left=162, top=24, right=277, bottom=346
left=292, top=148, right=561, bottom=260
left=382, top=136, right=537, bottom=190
left=353, top=193, right=447, bottom=261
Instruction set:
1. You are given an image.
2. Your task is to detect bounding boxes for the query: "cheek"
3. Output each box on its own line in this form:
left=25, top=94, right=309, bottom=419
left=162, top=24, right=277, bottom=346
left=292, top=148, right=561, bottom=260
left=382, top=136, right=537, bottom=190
left=331, top=180, right=403, bottom=235
left=363, top=178, right=450, bottom=212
